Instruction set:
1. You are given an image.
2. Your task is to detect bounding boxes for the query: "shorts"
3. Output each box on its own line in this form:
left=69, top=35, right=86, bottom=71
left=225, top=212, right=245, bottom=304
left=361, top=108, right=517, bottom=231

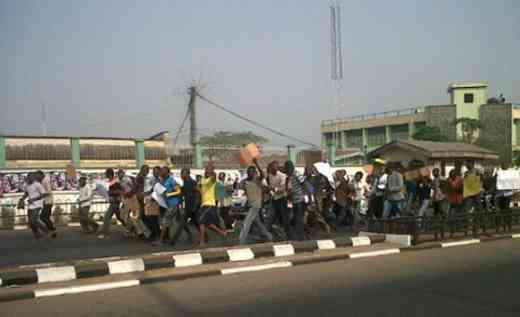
left=198, top=206, right=219, bottom=226
left=161, top=206, right=178, bottom=227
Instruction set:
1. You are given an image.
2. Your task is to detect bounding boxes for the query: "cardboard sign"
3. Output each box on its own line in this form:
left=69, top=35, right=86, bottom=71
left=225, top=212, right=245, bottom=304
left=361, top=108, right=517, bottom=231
left=363, top=164, right=374, bottom=175
left=404, top=169, right=420, bottom=181
left=239, top=143, right=261, bottom=167
left=65, top=164, right=77, bottom=179
left=404, top=166, right=432, bottom=181
left=496, top=169, right=520, bottom=191
left=463, top=175, right=481, bottom=198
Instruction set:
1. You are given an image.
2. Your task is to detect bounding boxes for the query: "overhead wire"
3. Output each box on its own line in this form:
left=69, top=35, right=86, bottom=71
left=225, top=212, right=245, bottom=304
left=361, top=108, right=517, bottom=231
left=196, top=92, right=318, bottom=148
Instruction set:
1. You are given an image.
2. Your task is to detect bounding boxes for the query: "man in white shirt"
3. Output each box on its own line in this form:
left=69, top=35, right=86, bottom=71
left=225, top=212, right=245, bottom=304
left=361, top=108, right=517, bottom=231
left=266, top=161, right=291, bottom=238
left=18, top=172, right=49, bottom=238
left=37, top=171, right=57, bottom=237
left=78, top=176, right=100, bottom=233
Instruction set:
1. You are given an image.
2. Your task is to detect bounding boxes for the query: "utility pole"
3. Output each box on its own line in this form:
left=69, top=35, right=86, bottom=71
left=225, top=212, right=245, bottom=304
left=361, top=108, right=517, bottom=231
left=188, top=86, right=198, bottom=145
left=188, top=86, right=202, bottom=169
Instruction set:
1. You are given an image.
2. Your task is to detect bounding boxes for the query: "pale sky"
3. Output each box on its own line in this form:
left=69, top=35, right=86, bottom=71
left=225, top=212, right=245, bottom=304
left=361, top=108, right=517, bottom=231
left=1, top=0, right=519, bottom=147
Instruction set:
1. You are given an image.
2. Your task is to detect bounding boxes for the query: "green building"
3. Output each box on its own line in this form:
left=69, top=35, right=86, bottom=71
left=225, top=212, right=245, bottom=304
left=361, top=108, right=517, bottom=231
left=321, top=82, right=519, bottom=163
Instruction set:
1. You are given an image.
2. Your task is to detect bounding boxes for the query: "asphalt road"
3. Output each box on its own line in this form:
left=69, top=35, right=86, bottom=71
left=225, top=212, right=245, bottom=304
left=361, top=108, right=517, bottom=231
left=0, top=225, right=351, bottom=268
left=2, top=238, right=519, bottom=316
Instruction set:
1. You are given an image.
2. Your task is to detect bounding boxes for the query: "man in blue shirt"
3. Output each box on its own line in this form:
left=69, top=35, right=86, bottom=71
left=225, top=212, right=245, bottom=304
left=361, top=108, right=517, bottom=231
left=159, top=167, right=184, bottom=244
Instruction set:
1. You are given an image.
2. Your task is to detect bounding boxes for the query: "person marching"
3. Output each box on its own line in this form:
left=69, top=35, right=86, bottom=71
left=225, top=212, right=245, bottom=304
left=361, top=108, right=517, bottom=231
left=239, top=158, right=273, bottom=244
left=197, top=163, right=228, bottom=247
left=37, top=171, right=57, bottom=237
left=18, top=172, right=50, bottom=239
left=77, top=175, right=100, bottom=233
left=97, top=168, right=126, bottom=239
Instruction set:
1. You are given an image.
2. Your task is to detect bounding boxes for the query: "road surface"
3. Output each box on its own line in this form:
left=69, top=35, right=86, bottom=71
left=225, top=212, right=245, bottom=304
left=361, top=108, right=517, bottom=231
left=0, top=225, right=351, bottom=268
left=1, top=238, right=519, bottom=316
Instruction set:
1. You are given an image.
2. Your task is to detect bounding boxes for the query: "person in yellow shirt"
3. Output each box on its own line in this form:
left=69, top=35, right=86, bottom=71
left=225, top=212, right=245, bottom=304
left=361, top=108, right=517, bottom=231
left=197, top=163, right=227, bottom=247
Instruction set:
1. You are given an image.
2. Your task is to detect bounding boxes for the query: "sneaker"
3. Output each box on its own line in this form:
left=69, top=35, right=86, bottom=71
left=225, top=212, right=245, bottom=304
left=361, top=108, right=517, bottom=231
left=51, top=231, right=58, bottom=238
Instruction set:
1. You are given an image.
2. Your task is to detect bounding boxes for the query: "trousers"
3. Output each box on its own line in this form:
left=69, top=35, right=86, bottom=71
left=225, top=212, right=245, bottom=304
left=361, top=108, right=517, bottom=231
left=79, top=206, right=99, bottom=233
left=239, top=207, right=272, bottom=244
left=98, top=201, right=125, bottom=235
left=28, top=208, right=49, bottom=236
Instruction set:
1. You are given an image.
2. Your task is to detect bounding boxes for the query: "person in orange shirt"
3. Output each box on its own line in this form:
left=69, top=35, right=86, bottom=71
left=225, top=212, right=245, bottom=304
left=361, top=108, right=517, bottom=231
left=447, top=169, right=464, bottom=216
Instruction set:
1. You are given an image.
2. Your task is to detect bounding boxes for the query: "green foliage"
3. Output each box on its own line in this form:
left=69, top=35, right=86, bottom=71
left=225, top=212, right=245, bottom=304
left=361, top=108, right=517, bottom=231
left=412, top=125, right=448, bottom=142
left=200, top=131, right=268, bottom=147
left=454, top=118, right=481, bottom=144
left=513, top=152, right=520, bottom=167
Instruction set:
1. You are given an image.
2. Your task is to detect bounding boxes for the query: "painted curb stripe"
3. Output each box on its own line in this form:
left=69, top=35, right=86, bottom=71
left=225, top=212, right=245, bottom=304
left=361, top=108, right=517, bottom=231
left=349, top=248, right=401, bottom=259
left=67, top=223, right=81, bottom=227
left=107, top=259, right=145, bottom=274
left=351, top=236, right=371, bottom=247
left=226, top=248, right=255, bottom=262
left=441, top=239, right=480, bottom=248
left=34, top=279, right=140, bottom=298
left=316, top=239, right=336, bottom=250
left=273, top=244, right=295, bottom=257
left=36, top=266, right=76, bottom=284
left=512, top=234, right=520, bottom=239
left=173, top=253, right=203, bottom=267
left=221, top=261, right=292, bottom=275
left=14, top=225, right=28, bottom=230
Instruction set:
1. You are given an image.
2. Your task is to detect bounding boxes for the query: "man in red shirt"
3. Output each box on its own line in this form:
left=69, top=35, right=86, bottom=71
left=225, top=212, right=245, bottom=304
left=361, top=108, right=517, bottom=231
left=447, top=169, right=464, bottom=216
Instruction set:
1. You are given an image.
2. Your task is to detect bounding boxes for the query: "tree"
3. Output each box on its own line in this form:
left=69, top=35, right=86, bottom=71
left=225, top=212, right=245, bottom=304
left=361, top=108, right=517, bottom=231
left=454, top=118, right=481, bottom=144
left=200, top=131, right=268, bottom=147
left=412, top=125, right=448, bottom=142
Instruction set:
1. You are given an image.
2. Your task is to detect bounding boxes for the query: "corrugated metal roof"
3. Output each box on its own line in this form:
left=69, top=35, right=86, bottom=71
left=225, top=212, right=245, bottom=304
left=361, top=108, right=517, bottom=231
left=368, top=139, right=498, bottom=160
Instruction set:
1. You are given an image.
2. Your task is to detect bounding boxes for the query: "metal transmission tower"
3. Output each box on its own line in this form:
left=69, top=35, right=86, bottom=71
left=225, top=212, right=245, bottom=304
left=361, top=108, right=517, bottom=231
left=330, top=3, right=344, bottom=148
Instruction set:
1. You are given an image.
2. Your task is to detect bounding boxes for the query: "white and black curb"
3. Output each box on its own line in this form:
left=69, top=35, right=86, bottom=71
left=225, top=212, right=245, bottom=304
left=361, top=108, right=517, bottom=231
left=2, top=234, right=520, bottom=303
left=0, top=247, right=402, bottom=303
left=0, top=235, right=385, bottom=287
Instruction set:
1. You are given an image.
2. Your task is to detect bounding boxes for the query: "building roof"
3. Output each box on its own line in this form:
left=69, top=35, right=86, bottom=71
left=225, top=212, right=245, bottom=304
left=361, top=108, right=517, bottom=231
left=448, top=81, right=488, bottom=90
left=368, top=139, right=499, bottom=161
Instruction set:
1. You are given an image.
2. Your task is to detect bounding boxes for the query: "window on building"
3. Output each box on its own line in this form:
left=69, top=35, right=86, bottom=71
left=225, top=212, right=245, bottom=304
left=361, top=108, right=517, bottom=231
left=390, top=124, right=409, bottom=141
left=345, top=130, right=363, bottom=148
left=464, top=93, right=474, bottom=103
left=367, top=127, right=386, bottom=148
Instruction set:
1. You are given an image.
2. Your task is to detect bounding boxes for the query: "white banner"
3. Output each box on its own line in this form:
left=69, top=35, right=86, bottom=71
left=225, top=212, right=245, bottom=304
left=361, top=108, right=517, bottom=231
left=496, top=169, right=520, bottom=190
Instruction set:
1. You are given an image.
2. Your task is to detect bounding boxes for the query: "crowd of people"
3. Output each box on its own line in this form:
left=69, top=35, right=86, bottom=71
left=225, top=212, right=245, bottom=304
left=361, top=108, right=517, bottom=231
left=0, top=172, right=78, bottom=194
left=12, top=158, right=516, bottom=247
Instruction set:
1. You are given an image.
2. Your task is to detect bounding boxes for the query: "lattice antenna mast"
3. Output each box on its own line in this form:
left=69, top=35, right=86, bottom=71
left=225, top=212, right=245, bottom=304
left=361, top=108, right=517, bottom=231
left=41, top=100, right=48, bottom=136
left=330, top=3, right=344, bottom=147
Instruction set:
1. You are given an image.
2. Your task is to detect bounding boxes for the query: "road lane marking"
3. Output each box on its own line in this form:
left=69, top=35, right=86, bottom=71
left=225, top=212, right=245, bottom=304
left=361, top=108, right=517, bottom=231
left=273, top=244, right=295, bottom=257
left=316, top=240, right=336, bottom=250
left=512, top=234, right=520, bottom=239
left=173, top=253, right=203, bottom=267
left=351, top=236, right=371, bottom=247
left=441, top=239, right=480, bottom=248
left=349, top=248, right=400, bottom=259
left=221, top=261, right=292, bottom=275
left=107, top=259, right=145, bottom=274
left=36, top=266, right=76, bottom=283
left=34, top=279, right=140, bottom=298
left=227, top=248, right=255, bottom=262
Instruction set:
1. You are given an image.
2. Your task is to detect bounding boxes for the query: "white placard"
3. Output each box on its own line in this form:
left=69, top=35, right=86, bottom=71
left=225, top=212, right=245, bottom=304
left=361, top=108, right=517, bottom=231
left=496, top=169, right=520, bottom=190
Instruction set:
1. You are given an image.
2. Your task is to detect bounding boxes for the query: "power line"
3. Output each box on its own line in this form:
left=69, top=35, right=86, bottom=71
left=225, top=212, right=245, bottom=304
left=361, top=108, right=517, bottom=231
left=196, top=92, right=318, bottom=148
left=173, top=104, right=191, bottom=147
